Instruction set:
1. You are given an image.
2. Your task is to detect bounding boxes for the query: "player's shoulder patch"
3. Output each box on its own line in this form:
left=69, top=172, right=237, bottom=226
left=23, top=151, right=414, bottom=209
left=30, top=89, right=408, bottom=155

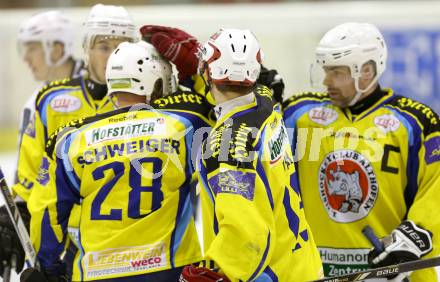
left=282, top=91, right=329, bottom=111
left=385, top=95, right=440, bottom=137
left=35, top=77, right=81, bottom=109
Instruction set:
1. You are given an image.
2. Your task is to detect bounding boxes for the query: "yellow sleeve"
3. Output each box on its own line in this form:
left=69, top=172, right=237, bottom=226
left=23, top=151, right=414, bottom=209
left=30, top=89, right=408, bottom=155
left=28, top=136, right=79, bottom=275
left=13, top=110, right=46, bottom=201
left=204, top=162, right=275, bottom=282
left=407, top=131, right=440, bottom=281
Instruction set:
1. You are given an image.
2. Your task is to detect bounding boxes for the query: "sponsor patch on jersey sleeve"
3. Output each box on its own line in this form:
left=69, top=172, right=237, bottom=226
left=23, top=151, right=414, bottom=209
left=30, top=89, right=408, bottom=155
left=208, top=170, right=255, bottom=200
left=24, top=113, right=36, bottom=138
left=425, top=136, right=440, bottom=164
left=36, top=157, right=50, bottom=186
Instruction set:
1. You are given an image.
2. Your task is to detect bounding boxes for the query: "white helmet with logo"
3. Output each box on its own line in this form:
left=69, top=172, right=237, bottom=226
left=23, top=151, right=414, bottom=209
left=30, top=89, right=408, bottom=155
left=83, top=4, right=137, bottom=51
left=18, top=10, right=75, bottom=66
left=199, top=28, right=263, bottom=87
left=106, top=41, right=173, bottom=102
left=315, top=22, right=387, bottom=105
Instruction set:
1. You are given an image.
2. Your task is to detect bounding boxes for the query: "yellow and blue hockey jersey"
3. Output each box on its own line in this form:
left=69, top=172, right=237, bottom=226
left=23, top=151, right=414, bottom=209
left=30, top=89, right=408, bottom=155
left=197, top=88, right=323, bottom=282
left=282, top=86, right=440, bottom=281
left=29, top=92, right=214, bottom=281
left=13, top=76, right=113, bottom=201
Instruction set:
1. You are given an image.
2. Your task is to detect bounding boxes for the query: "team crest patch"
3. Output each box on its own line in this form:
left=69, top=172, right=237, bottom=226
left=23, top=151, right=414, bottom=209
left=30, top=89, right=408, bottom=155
left=318, top=150, right=378, bottom=223
left=309, top=106, right=338, bottom=125
left=50, top=94, right=81, bottom=113
left=374, top=114, right=400, bottom=133
left=209, top=170, right=255, bottom=200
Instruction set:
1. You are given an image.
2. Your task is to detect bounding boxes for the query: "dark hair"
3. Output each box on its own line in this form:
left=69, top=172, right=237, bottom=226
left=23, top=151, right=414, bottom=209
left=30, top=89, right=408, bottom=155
left=150, top=78, right=163, bottom=103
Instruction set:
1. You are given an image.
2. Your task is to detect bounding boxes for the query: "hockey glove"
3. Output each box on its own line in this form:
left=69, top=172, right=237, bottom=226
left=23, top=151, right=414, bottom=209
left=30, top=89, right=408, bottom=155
left=0, top=202, right=29, bottom=276
left=140, top=25, right=200, bottom=81
left=257, top=66, right=285, bottom=104
left=368, top=220, right=432, bottom=280
left=179, top=265, right=230, bottom=282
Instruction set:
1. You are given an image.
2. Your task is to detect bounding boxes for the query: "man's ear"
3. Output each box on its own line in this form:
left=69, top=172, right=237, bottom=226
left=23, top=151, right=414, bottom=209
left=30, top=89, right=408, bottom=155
left=360, top=62, right=375, bottom=80
left=50, top=42, right=65, bottom=64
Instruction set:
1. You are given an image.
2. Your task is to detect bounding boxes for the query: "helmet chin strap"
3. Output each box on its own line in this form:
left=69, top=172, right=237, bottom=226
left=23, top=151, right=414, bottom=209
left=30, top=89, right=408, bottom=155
left=348, top=74, right=379, bottom=107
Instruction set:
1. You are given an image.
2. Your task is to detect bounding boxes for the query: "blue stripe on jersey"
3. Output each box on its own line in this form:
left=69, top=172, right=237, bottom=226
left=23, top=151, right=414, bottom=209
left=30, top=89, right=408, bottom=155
left=58, top=132, right=81, bottom=192
left=39, top=89, right=79, bottom=127
left=163, top=110, right=210, bottom=131
left=290, top=172, right=300, bottom=196
left=38, top=208, right=66, bottom=270
left=165, top=111, right=196, bottom=172
left=255, top=134, right=274, bottom=210
left=386, top=107, right=422, bottom=211
left=54, top=162, right=77, bottom=227
left=163, top=112, right=196, bottom=267
left=198, top=156, right=215, bottom=204
left=300, top=229, right=309, bottom=241
left=79, top=76, right=93, bottom=108
left=283, top=100, right=328, bottom=129
left=249, top=232, right=271, bottom=282
left=255, top=266, right=278, bottom=282
left=386, top=107, right=415, bottom=146
left=283, top=187, right=300, bottom=239
left=170, top=184, right=193, bottom=268
left=197, top=154, right=219, bottom=234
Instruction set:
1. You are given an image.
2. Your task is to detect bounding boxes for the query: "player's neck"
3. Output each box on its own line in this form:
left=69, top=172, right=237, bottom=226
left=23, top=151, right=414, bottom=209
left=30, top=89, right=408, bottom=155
left=211, top=85, right=244, bottom=104
left=46, top=58, right=75, bottom=81
left=357, top=82, right=379, bottom=102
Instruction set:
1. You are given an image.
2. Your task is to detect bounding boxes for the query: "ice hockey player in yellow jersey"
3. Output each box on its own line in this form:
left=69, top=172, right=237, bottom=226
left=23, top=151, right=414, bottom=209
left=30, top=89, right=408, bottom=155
left=283, top=22, right=440, bottom=281
left=180, top=28, right=323, bottom=282
left=0, top=4, right=138, bottom=279
left=13, top=4, right=138, bottom=202
left=28, top=41, right=214, bottom=281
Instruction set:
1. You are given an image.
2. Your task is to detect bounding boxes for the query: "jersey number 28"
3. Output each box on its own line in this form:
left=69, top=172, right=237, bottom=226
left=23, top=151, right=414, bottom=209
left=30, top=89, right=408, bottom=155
left=91, top=157, right=164, bottom=220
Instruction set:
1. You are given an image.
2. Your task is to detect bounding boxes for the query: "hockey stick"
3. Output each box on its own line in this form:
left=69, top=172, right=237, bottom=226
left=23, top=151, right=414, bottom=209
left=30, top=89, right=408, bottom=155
left=313, top=256, right=440, bottom=282
left=2, top=260, right=11, bottom=282
left=362, top=225, right=384, bottom=252
left=362, top=225, right=409, bottom=282
left=0, top=167, right=38, bottom=269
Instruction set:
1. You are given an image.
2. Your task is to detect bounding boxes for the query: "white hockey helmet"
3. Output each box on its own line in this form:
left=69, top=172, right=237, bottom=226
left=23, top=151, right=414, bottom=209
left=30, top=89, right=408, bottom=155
left=315, top=22, right=387, bottom=105
left=18, top=10, right=75, bottom=66
left=106, top=41, right=173, bottom=102
left=198, top=28, right=263, bottom=87
left=83, top=4, right=137, bottom=51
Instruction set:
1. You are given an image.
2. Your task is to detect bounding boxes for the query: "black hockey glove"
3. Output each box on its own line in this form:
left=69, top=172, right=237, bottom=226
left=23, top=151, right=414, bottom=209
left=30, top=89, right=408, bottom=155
left=368, top=220, right=432, bottom=280
left=257, top=65, right=285, bottom=104
left=0, top=202, right=30, bottom=276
